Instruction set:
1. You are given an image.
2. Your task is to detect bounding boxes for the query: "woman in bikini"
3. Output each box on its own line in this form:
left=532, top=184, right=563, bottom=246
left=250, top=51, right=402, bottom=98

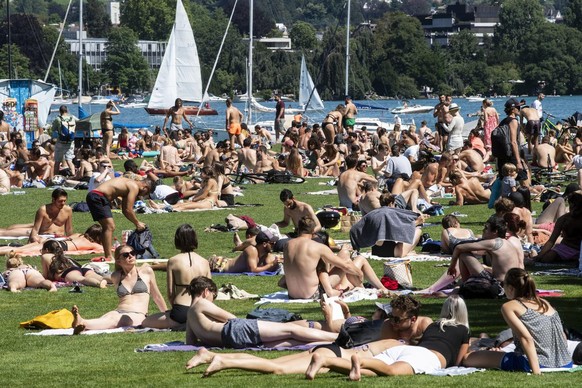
left=71, top=244, right=167, bottom=334
left=0, top=225, right=104, bottom=256
left=150, top=167, right=220, bottom=211
left=214, top=162, right=236, bottom=207
left=142, top=224, right=211, bottom=329
left=285, top=147, right=306, bottom=177
left=117, top=127, right=130, bottom=152
left=440, top=214, right=477, bottom=254
left=322, top=105, right=345, bottom=144
left=100, top=101, right=120, bottom=157
left=45, top=243, right=107, bottom=288
left=3, top=251, right=57, bottom=292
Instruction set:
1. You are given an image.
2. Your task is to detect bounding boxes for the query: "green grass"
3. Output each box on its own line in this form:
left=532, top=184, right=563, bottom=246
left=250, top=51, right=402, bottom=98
left=1, top=162, right=581, bottom=387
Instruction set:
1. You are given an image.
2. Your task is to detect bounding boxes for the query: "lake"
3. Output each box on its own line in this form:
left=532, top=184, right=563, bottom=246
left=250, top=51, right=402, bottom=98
left=49, top=95, right=582, bottom=142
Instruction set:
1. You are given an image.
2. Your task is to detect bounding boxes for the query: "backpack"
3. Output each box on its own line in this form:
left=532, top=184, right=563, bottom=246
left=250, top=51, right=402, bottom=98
left=70, top=202, right=90, bottom=212
left=58, top=115, right=76, bottom=142
left=490, top=118, right=514, bottom=158
left=334, top=319, right=383, bottom=348
left=127, top=227, right=161, bottom=260
left=246, top=306, right=302, bottom=322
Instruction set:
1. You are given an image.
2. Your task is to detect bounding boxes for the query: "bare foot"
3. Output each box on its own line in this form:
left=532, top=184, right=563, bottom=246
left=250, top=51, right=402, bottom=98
left=71, top=305, right=86, bottom=334
left=203, top=355, right=224, bottom=377
left=349, top=354, right=361, bottom=381
left=99, top=279, right=108, bottom=289
left=48, top=283, right=58, bottom=292
left=305, top=353, right=324, bottom=380
left=186, top=347, right=214, bottom=370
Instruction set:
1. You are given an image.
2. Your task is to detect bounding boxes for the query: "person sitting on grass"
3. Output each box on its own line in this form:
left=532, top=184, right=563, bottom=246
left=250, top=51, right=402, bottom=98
left=185, top=276, right=338, bottom=348
left=71, top=244, right=167, bottom=334
left=304, top=294, right=470, bottom=380
left=449, top=170, right=491, bottom=206
left=3, top=251, right=57, bottom=292
left=463, top=268, right=572, bottom=374
left=209, top=231, right=281, bottom=273
left=142, top=224, right=211, bottom=329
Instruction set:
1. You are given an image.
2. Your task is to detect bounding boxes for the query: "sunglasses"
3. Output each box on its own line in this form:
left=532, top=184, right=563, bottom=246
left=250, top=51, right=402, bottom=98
left=120, top=250, right=136, bottom=259
left=387, top=314, right=410, bottom=324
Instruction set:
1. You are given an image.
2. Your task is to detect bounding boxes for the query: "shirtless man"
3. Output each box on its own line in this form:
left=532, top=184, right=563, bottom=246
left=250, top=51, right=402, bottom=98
left=275, top=189, right=321, bottom=233
left=163, top=98, right=193, bottom=138
left=377, top=295, right=433, bottom=344
left=343, top=97, right=357, bottom=131
left=458, top=146, right=485, bottom=173
left=237, top=137, right=257, bottom=172
left=209, top=231, right=280, bottom=273
left=519, top=103, right=541, bottom=162
left=448, top=216, right=523, bottom=294
left=322, top=105, right=344, bottom=144
left=29, top=188, right=73, bottom=243
left=358, top=181, right=381, bottom=215
left=420, top=152, right=452, bottom=191
left=225, top=98, right=244, bottom=150
left=185, top=276, right=338, bottom=348
left=86, top=177, right=155, bottom=261
left=338, top=154, right=377, bottom=210
left=449, top=170, right=490, bottom=206
left=433, top=94, right=450, bottom=151
left=255, top=145, right=282, bottom=173
left=254, top=124, right=272, bottom=146
left=533, top=136, right=557, bottom=169
left=280, top=217, right=363, bottom=299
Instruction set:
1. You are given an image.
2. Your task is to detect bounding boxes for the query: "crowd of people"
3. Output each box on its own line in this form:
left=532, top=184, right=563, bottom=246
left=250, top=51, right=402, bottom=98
left=1, top=94, right=582, bottom=380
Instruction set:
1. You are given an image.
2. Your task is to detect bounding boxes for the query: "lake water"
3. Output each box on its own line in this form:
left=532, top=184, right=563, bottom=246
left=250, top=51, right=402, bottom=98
left=50, top=95, right=582, bottom=142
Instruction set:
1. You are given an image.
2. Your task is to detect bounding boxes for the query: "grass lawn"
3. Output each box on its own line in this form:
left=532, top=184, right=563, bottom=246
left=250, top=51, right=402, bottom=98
left=1, top=162, right=581, bottom=387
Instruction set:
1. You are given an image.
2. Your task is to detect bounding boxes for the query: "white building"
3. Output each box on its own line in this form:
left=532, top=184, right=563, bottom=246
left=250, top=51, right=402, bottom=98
left=108, top=1, right=121, bottom=26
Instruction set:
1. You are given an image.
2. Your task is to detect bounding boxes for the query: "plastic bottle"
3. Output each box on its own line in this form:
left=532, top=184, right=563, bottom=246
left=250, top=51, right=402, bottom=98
left=113, top=238, right=120, bottom=249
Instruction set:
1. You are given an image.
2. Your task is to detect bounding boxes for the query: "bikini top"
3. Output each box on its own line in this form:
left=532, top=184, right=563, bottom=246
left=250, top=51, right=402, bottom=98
left=117, top=270, right=149, bottom=297
left=446, top=229, right=477, bottom=251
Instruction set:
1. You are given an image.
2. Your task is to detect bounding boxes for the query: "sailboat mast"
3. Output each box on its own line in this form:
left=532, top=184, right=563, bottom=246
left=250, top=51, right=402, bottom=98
left=246, top=0, right=253, bottom=124
left=58, top=61, right=63, bottom=98
left=6, top=0, right=12, bottom=78
left=78, top=0, right=83, bottom=107
left=345, top=0, right=351, bottom=97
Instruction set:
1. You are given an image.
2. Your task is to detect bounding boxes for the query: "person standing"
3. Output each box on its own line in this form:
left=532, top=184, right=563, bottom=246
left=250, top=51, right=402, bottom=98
left=343, top=96, right=358, bottom=131
left=52, top=105, right=77, bottom=176
left=85, top=177, right=155, bottom=261
left=225, top=98, right=244, bottom=151
left=519, top=102, right=541, bottom=163
left=100, top=101, right=120, bottom=157
left=531, top=93, right=544, bottom=121
left=274, top=94, right=285, bottom=143
left=482, top=99, right=499, bottom=150
left=162, top=98, right=193, bottom=139
left=442, top=103, right=464, bottom=152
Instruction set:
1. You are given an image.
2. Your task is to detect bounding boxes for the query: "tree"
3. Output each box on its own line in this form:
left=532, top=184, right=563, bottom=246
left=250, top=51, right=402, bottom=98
left=102, top=27, right=151, bottom=93
left=0, top=44, right=32, bottom=79
left=564, top=0, right=582, bottom=32
left=85, top=0, right=112, bottom=38
left=290, top=21, right=317, bottom=51
left=120, top=0, right=174, bottom=41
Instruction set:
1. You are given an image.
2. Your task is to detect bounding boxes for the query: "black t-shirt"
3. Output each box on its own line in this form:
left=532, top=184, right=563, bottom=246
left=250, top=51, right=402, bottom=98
left=417, top=322, right=470, bottom=367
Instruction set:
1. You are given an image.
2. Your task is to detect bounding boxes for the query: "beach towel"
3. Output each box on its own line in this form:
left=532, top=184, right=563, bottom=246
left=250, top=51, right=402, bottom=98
left=350, top=207, right=420, bottom=251
left=532, top=269, right=580, bottom=277
left=212, top=270, right=280, bottom=276
left=428, top=367, right=485, bottom=376
left=25, top=327, right=169, bottom=336
left=255, top=287, right=380, bottom=305
left=305, top=189, right=338, bottom=195
left=361, top=252, right=452, bottom=262
left=135, top=341, right=316, bottom=353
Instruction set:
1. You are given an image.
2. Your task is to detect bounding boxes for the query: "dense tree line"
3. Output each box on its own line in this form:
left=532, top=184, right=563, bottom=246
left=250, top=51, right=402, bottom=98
left=3, top=0, right=582, bottom=98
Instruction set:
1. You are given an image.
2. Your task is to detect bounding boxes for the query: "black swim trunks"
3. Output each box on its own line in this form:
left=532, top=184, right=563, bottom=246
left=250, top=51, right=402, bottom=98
left=525, top=120, right=540, bottom=137
left=86, top=191, right=113, bottom=221
left=221, top=194, right=235, bottom=206
left=371, top=241, right=397, bottom=257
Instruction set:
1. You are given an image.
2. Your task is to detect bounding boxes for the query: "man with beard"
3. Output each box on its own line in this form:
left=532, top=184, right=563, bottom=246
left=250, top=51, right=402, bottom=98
left=275, top=189, right=321, bottom=233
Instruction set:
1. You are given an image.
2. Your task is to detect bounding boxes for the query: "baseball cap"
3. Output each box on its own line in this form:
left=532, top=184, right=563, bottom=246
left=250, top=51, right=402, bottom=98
left=449, top=103, right=460, bottom=111
left=255, top=230, right=278, bottom=244
left=504, top=98, right=522, bottom=109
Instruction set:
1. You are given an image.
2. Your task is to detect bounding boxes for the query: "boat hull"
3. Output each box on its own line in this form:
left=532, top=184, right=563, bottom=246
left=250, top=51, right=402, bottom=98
left=390, top=106, right=433, bottom=114
left=144, top=106, right=218, bottom=116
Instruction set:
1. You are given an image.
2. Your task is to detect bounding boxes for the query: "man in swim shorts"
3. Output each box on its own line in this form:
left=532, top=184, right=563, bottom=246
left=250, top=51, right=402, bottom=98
left=343, top=95, right=358, bottom=131
left=225, top=98, right=244, bottom=151
left=162, top=98, right=193, bottom=140
left=186, top=276, right=338, bottom=348
left=86, top=177, right=155, bottom=261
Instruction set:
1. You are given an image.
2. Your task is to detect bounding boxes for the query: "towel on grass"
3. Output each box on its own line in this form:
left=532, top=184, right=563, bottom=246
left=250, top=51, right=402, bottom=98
left=532, top=268, right=580, bottom=277
left=428, top=367, right=485, bottom=376
left=212, top=270, right=280, bottom=276
left=25, top=327, right=169, bottom=336
left=305, top=189, right=337, bottom=195
left=135, top=341, right=316, bottom=353
left=362, top=252, right=452, bottom=262
left=256, top=287, right=380, bottom=305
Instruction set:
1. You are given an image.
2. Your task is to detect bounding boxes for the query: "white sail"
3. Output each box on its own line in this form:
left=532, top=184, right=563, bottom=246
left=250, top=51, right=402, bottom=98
left=147, top=0, right=202, bottom=109
left=298, top=55, right=324, bottom=111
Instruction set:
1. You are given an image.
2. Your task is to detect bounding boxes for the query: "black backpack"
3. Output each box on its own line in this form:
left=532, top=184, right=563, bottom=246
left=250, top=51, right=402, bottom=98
left=127, top=227, right=160, bottom=260
left=490, top=118, right=514, bottom=158
left=334, top=319, right=383, bottom=348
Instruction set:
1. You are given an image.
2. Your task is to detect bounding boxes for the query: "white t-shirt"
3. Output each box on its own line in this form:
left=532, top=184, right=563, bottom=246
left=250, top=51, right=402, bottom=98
left=531, top=99, right=543, bottom=118
left=573, top=154, right=582, bottom=170
left=150, top=184, right=178, bottom=200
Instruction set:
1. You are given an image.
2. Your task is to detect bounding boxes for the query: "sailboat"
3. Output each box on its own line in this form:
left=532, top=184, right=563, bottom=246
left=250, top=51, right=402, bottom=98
left=52, top=61, right=72, bottom=105
left=145, top=0, right=217, bottom=116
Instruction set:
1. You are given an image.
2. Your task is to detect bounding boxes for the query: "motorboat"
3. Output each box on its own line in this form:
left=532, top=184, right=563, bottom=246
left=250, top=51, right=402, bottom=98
left=390, top=104, right=433, bottom=114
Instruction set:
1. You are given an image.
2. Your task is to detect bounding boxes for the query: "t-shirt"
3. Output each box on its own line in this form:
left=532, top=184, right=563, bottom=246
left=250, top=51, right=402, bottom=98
left=275, top=100, right=285, bottom=119
left=573, top=154, right=582, bottom=170
left=418, top=322, right=470, bottom=367
left=384, top=155, right=412, bottom=179
left=501, top=176, right=517, bottom=197
left=531, top=99, right=543, bottom=118
left=150, top=184, right=178, bottom=200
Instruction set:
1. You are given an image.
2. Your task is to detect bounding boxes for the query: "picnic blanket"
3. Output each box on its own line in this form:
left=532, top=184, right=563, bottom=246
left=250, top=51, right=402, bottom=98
left=532, top=268, right=581, bottom=277
left=25, top=327, right=169, bottom=336
left=255, top=287, right=380, bottom=305
left=212, top=270, right=280, bottom=276
left=361, top=252, right=452, bottom=262
left=428, top=367, right=485, bottom=376
left=305, top=189, right=337, bottom=195
left=0, top=234, right=55, bottom=240
left=135, top=341, right=316, bottom=353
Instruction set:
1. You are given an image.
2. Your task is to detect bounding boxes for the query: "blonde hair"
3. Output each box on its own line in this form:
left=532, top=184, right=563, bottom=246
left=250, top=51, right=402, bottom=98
left=438, top=294, right=469, bottom=331
left=501, top=163, right=517, bottom=177
left=5, top=251, right=23, bottom=269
